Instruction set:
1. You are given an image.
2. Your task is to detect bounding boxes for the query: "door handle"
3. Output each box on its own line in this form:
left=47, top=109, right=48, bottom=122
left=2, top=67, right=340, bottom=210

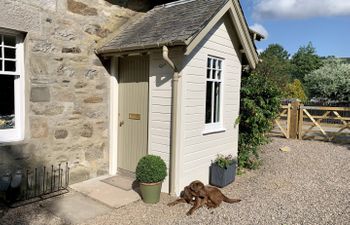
left=119, top=121, right=124, bottom=127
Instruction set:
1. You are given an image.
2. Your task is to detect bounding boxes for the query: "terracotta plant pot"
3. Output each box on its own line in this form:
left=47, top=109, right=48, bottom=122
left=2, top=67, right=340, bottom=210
left=139, top=181, right=162, bottom=203
left=209, top=162, right=236, bottom=188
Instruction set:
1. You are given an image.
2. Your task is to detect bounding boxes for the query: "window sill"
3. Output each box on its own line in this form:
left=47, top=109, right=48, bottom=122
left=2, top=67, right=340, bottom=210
left=202, top=127, right=226, bottom=135
left=0, top=139, right=27, bottom=146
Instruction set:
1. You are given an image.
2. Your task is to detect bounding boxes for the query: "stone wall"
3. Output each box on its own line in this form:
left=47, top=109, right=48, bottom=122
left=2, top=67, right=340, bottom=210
left=0, top=0, right=139, bottom=183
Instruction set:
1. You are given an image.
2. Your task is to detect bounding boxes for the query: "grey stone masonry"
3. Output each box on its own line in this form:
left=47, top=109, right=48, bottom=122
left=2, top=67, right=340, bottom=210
left=0, top=0, right=139, bottom=183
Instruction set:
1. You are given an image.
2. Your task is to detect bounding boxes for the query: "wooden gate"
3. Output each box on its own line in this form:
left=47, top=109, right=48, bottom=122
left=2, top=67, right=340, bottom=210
left=274, top=104, right=291, bottom=138
left=273, top=101, right=350, bottom=143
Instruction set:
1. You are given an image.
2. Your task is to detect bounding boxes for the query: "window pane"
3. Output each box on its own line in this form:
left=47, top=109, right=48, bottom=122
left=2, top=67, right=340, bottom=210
left=205, top=81, right=213, bottom=124
left=218, top=60, right=222, bottom=69
left=0, top=47, right=2, bottom=58
left=0, top=60, right=2, bottom=71
left=212, top=59, right=216, bottom=69
left=212, top=69, right=216, bottom=79
left=207, top=58, right=211, bottom=68
left=217, top=71, right=221, bottom=80
left=5, top=60, right=16, bottom=71
left=213, top=82, right=221, bottom=123
left=4, top=35, right=16, bottom=47
left=0, top=75, right=15, bottom=129
left=4, top=48, right=15, bottom=59
left=207, top=69, right=211, bottom=78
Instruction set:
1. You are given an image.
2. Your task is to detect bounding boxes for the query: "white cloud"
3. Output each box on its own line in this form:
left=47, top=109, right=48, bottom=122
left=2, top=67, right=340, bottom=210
left=249, top=23, right=269, bottom=39
left=257, top=48, right=264, bottom=54
left=254, top=0, right=350, bottom=20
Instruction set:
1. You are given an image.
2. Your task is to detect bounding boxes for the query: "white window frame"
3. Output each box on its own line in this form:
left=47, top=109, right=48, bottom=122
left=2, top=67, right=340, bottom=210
left=203, top=55, right=225, bottom=134
left=0, top=29, right=25, bottom=142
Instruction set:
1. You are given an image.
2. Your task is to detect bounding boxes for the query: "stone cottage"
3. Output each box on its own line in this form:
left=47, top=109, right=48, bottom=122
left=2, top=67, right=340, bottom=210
left=0, top=0, right=262, bottom=195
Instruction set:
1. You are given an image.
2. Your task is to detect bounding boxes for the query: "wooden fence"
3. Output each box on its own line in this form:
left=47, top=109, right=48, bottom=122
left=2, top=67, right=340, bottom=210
left=272, top=101, right=350, bottom=143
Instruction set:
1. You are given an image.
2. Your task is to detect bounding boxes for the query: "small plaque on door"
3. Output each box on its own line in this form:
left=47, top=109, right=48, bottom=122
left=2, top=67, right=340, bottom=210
left=129, top=113, right=141, bottom=120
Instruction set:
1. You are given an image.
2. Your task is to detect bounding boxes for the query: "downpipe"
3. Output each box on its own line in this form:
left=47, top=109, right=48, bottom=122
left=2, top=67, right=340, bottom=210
left=162, top=46, right=180, bottom=196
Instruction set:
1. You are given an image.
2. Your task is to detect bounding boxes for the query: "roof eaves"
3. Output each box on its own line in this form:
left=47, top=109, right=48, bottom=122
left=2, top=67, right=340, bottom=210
left=184, top=0, right=231, bottom=55
left=97, top=40, right=186, bottom=55
left=231, top=0, right=259, bottom=68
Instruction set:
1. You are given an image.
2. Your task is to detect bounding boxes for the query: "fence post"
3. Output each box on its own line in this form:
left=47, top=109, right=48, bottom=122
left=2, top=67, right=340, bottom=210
left=298, top=103, right=304, bottom=139
left=288, top=100, right=300, bottom=139
left=286, top=103, right=291, bottom=138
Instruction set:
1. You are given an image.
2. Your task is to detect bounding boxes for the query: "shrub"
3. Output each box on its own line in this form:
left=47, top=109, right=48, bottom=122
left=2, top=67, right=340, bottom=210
left=136, top=155, right=167, bottom=183
left=284, top=79, right=308, bottom=102
left=213, top=154, right=235, bottom=169
left=238, top=73, right=282, bottom=169
left=305, top=58, right=350, bottom=102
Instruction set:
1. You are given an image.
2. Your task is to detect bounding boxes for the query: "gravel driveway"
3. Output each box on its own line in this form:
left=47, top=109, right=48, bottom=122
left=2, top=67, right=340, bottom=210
left=2, top=138, right=350, bottom=225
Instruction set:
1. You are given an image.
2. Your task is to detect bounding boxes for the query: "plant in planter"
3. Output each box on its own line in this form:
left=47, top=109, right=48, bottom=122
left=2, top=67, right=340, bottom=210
left=210, top=154, right=237, bottom=188
left=136, top=155, right=167, bottom=204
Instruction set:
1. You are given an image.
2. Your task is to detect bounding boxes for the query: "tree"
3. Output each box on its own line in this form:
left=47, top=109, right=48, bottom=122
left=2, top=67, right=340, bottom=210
left=255, top=44, right=292, bottom=87
left=304, top=59, right=350, bottom=102
left=284, top=79, right=307, bottom=102
left=291, top=42, right=322, bottom=82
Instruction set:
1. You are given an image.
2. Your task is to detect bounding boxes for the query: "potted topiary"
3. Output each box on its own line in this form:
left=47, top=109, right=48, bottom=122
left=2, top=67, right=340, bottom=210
left=209, top=154, right=237, bottom=188
left=136, top=155, right=167, bottom=204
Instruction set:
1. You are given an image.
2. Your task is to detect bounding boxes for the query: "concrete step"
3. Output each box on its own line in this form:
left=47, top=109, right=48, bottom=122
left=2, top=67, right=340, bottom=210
left=70, top=175, right=141, bottom=208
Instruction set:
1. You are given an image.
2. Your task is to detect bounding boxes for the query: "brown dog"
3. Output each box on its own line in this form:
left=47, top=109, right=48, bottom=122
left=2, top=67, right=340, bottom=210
left=189, top=180, right=241, bottom=208
left=167, top=185, right=209, bottom=215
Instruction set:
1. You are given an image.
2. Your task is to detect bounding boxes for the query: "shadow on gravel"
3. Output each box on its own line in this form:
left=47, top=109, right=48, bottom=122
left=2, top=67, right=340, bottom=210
left=335, top=142, right=350, bottom=151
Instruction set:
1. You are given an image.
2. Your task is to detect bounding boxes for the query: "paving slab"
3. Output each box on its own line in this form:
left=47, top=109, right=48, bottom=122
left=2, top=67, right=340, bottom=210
left=41, top=191, right=111, bottom=224
left=70, top=175, right=141, bottom=208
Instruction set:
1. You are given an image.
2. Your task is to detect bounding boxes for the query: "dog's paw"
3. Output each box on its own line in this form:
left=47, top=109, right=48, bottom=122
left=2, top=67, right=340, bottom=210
left=186, top=211, right=192, bottom=216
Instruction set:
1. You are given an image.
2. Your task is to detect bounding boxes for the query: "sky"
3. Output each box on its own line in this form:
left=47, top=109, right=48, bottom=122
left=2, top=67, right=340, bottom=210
left=240, top=0, right=350, bottom=57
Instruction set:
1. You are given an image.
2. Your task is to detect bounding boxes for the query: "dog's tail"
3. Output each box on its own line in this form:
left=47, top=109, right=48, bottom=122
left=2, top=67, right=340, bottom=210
left=223, top=195, right=241, bottom=204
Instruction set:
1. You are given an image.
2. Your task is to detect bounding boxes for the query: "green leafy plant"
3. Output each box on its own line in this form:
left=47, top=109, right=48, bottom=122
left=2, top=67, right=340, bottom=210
left=284, top=79, right=308, bottom=102
left=238, top=72, right=282, bottom=170
left=136, top=155, right=167, bottom=183
left=305, top=58, right=350, bottom=102
left=213, top=154, right=235, bottom=169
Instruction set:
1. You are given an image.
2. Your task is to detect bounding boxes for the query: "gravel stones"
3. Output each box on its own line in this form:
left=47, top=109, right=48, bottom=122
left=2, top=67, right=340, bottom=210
left=79, top=138, right=350, bottom=225
left=2, top=138, right=349, bottom=225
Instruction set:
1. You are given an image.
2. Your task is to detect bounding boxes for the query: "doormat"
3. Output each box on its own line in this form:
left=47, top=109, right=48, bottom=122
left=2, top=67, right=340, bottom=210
left=101, top=176, right=136, bottom=191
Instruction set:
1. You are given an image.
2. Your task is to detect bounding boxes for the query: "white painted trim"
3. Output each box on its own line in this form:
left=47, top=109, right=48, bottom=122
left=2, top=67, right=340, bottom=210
left=185, top=0, right=258, bottom=69
left=0, top=33, right=25, bottom=142
left=203, top=55, right=224, bottom=133
left=109, top=56, right=119, bottom=175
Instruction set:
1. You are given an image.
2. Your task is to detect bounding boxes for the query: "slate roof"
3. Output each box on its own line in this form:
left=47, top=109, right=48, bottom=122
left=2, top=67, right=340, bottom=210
left=98, top=0, right=229, bottom=53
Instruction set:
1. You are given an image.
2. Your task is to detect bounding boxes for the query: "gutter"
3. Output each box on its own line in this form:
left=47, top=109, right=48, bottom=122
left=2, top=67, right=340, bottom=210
left=162, top=46, right=180, bottom=196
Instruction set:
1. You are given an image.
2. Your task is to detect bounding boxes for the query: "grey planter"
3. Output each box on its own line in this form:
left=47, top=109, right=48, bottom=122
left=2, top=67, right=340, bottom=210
left=209, top=162, right=236, bottom=188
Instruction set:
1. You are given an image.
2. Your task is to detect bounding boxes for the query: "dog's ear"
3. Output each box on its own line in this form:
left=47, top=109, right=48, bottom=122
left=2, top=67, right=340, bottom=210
left=189, top=180, right=204, bottom=192
left=180, top=190, right=185, bottom=197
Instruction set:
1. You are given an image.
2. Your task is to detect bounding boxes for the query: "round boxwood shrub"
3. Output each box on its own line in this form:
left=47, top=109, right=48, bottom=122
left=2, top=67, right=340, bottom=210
left=136, top=155, right=167, bottom=183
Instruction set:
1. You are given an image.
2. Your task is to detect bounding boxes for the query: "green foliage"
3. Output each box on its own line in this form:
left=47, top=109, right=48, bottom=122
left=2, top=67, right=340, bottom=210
left=238, top=73, right=282, bottom=169
left=213, top=154, right=235, bottom=169
left=291, top=42, right=323, bottom=82
left=305, top=58, right=350, bottom=102
left=284, top=79, right=308, bottom=102
left=136, top=155, right=167, bottom=183
left=255, top=44, right=292, bottom=87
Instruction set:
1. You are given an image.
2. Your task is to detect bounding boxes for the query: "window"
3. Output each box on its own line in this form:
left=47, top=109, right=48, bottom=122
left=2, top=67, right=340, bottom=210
left=0, top=30, right=24, bottom=142
left=204, top=56, right=223, bottom=132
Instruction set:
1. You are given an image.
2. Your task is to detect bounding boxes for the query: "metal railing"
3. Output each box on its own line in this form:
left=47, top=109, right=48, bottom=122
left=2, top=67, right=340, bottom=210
left=0, top=163, right=70, bottom=208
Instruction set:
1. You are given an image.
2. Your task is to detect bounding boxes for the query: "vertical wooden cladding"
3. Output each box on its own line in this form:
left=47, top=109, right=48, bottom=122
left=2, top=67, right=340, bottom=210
left=118, top=55, right=149, bottom=172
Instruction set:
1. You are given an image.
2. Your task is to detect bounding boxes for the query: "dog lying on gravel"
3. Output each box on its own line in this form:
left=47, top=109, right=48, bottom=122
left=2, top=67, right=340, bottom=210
left=168, top=180, right=241, bottom=215
left=167, top=184, right=209, bottom=215
left=189, top=180, right=241, bottom=208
